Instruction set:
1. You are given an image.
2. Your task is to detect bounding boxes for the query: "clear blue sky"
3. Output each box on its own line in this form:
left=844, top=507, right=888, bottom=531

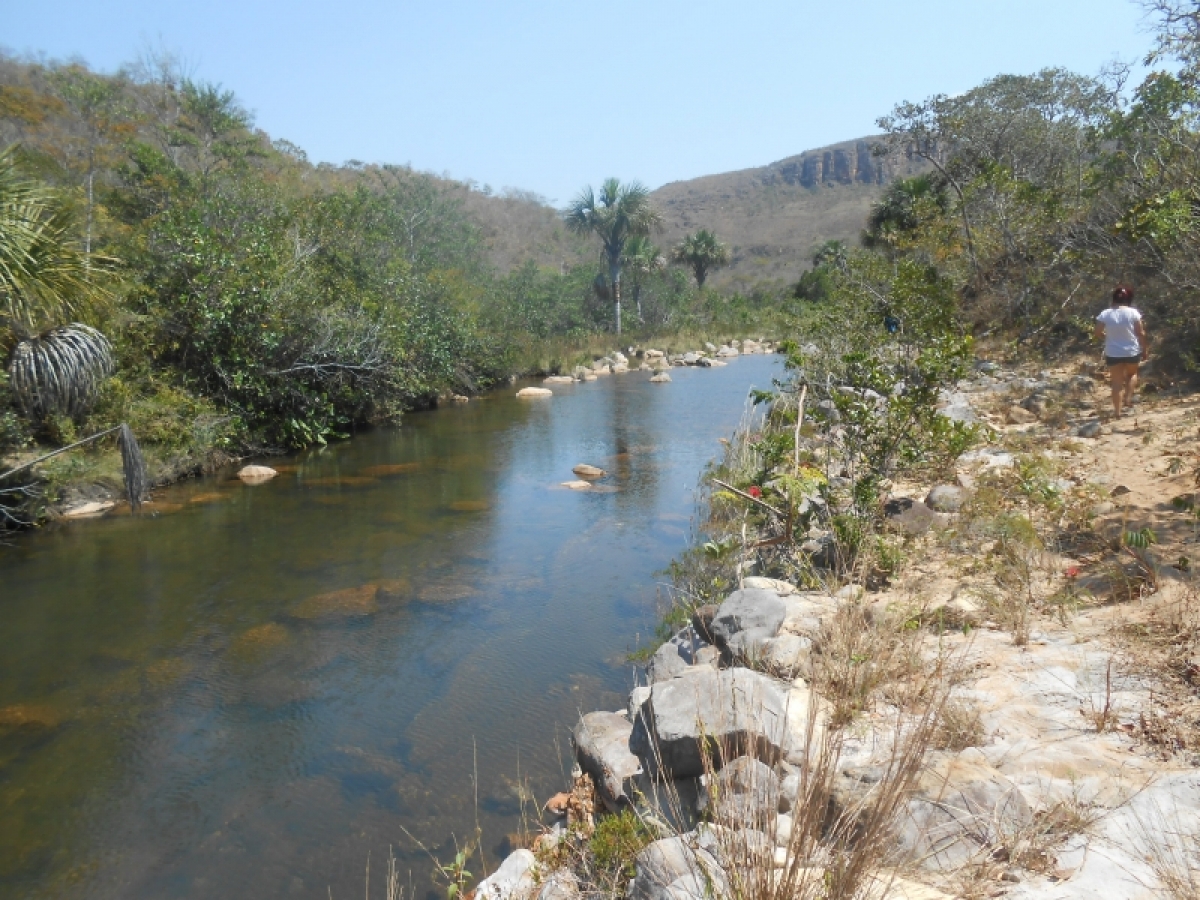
left=5, top=0, right=1155, bottom=204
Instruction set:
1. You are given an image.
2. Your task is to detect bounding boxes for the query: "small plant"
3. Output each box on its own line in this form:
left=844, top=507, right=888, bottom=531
left=587, top=809, right=655, bottom=881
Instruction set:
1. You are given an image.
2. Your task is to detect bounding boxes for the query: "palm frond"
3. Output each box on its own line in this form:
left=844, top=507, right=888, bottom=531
left=8, top=323, right=115, bottom=420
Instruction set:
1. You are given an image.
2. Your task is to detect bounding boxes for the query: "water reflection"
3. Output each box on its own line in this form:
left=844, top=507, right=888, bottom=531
left=0, top=355, right=778, bottom=899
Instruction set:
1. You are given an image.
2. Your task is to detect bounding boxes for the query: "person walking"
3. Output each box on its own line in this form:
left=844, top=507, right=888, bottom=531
left=1093, top=284, right=1148, bottom=418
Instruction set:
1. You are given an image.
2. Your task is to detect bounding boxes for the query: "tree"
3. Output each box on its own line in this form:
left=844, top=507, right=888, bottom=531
left=0, top=147, right=115, bottom=419
left=46, top=65, right=132, bottom=256
left=620, top=235, right=665, bottom=323
left=671, top=229, right=729, bottom=287
left=563, top=178, right=662, bottom=334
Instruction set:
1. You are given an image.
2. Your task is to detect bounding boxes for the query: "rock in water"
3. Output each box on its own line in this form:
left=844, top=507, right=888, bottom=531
left=543, top=375, right=575, bottom=384
left=561, top=480, right=592, bottom=491
left=649, top=372, right=671, bottom=383
left=516, top=387, right=553, bottom=398
left=238, top=465, right=278, bottom=483
left=572, top=464, right=606, bottom=479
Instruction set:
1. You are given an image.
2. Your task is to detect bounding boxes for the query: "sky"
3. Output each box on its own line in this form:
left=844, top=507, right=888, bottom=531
left=4, top=0, right=1157, bottom=205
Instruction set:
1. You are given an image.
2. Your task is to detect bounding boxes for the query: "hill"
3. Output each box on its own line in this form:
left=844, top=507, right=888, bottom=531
left=650, top=137, right=931, bottom=292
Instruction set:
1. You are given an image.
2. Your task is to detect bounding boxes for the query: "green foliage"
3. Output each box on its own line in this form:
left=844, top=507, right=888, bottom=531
left=588, top=810, right=655, bottom=880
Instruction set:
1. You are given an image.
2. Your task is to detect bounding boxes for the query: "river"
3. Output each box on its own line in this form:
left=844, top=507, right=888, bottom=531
left=0, top=354, right=779, bottom=899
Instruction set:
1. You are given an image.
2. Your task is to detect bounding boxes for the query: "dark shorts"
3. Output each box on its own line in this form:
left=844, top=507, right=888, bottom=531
left=1106, top=355, right=1140, bottom=367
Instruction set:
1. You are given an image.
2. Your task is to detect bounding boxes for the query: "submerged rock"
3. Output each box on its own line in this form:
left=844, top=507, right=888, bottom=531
left=290, top=584, right=379, bottom=619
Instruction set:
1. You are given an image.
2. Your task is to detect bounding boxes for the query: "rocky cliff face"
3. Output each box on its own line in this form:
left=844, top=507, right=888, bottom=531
left=770, top=139, right=893, bottom=189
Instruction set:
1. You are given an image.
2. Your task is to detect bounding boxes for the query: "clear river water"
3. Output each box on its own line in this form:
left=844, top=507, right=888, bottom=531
left=0, top=354, right=779, bottom=900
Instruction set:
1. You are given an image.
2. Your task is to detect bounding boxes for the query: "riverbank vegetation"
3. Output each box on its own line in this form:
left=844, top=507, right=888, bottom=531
left=0, top=51, right=791, bottom=526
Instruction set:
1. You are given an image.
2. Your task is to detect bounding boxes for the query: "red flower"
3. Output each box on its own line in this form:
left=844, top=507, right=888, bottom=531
left=1066, top=566, right=1081, bottom=579
left=747, top=485, right=763, bottom=498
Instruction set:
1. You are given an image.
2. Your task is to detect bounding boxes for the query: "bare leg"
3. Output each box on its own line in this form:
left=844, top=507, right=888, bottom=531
left=1127, top=366, right=1139, bottom=413
left=1109, top=367, right=1124, bottom=417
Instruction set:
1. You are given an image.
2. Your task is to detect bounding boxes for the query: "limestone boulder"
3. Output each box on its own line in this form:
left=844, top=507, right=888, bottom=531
left=709, top=588, right=787, bottom=659
left=544, top=375, right=575, bottom=385
left=650, top=372, right=672, bottom=383
left=573, top=711, right=643, bottom=811
left=646, top=627, right=713, bottom=683
left=716, top=346, right=739, bottom=358
left=534, top=870, right=579, bottom=900
left=572, top=464, right=606, bottom=479
left=627, top=834, right=727, bottom=900
left=629, top=667, right=815, bottom=777
left=474, top=849, right=537, bottom=900
left=516, top=387, right=553, bottom=398
left=894, top=754, right=1033, bottom=872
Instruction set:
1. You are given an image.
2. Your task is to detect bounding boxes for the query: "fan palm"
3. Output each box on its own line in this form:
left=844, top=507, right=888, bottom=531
left=672, top=229, right=730, bottom=287
left=0, top=146, right=116, bottom=419
left=564, top=178, right=662, bottom=334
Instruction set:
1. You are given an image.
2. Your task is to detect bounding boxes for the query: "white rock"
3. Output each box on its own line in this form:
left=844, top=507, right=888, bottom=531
left=474, top=849, right=537, bottom=900
left=516, top=387, right=553, bottom=398
left=543, top=375, right=575, bottom=384
left=238, top=465, right=278, bottom=483
left=561, top=480, right=591, bottom=491
left=62, top=500, right=116, bottom=518
left=650, top=372, right=672, bottom=383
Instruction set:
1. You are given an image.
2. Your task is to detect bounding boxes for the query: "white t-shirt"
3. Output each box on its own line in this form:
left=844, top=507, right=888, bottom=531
left=1096, top=306, right=1143, bottom=357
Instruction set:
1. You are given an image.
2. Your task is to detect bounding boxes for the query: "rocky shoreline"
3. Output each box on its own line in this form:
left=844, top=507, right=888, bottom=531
left=473, top=358, right=1200, bottom=900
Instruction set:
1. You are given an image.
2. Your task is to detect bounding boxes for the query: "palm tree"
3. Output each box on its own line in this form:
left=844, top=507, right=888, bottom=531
left=672, top=229, right=730, bottom=287
left=0, top=146, right=115, bottom=420
left=621, top=235, right=665, bottom=324
left=564, top=178, right=662, bottom=334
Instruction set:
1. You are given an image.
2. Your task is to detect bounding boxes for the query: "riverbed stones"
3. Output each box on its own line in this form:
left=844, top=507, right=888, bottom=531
left=571, top=464, right=606, bottom=479
left=516, top=386, right=553, bottom=398
left=573, top=711, right=642, bottom=811
left=237, top=464, right=278, bottom=483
